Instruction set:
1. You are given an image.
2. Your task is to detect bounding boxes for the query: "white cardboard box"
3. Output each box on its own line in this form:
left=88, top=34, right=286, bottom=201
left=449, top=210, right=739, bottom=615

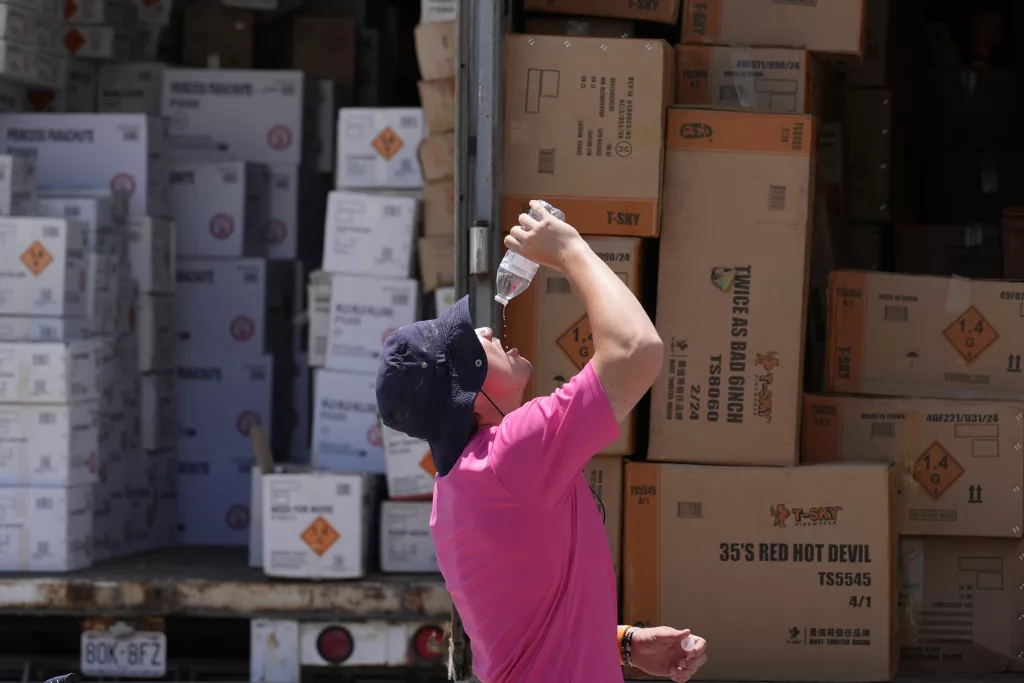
left=141, top=372, right=176, bottom=451
left=176, top=354, right=273, bottom=457
left=267, top=164, right=298, bottom=260
left=0, top=339, right=102, bottom=403
left=98, top=61, right=162, bottom=115
left=162, top=69, right=309, bottom=165
left=128, top=215, right=175, bottom=294
left=382, top=424, right=435, bottom=500
left=421, top=0, right=457, bottom=23
left=0, top=216, right=88, bottom=317
left=321, top=191, right=419, bottom=278
left=0, top=484, right=93, bottom=572
left=335, top=108, right=425, bottom=190
left=0, top=154, right=37, bottom=216
left=136, top=293, right=175, bottom=372
left=0, top=400, right=99, bottom=486
left=306, top=269, right=332, bottom=368
left=434, top=286, right=456, bottom=316
left=262, top=471, right=377, bottom=579
left=61, top=25, right=131, bottom=61
left=37, top=194, right=117, bottom=255
left=380, top=501, right=438, bottom=573
left=311, top=369, right=383, bottom=473
left=0, top=113, right=169, bottom=218
left=175, top=257, right=267, bottom=360
left=324, top=274, right=418, bottom=373
left=0, top=316, right=90, bottom=342
left=177, top=455, right=252, bottom=546
left=169, top=160, right=270, bottom=258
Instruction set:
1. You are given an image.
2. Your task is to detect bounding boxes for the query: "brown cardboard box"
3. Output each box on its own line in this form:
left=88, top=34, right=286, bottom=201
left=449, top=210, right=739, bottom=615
left=183, top=7, right=253, bottom=69
left=584, top=456, right=623, bottom=582
left=824, top=0, right=889, bottom=87
left=417, top=236, right=454, bottom=293
left=502, top=35, right=672, bottom=238
left=649, top=108, right=815, bottom=466
left=418, top=133, right=454, bottom=182
left=522, top=16, right=635, bottom=38
left=414, top=22, right=455, bottom=81
left=802, top=394, right=1024, bottom=538
left=674, top=46, right=819, bottom=115
left=826, top=271, right=1024, bottom=400
left=423, top=180, right=455, bottom=237
left=682, top=0, right=865, bottom=55
left=523, top=0, right=679, bottom=24
left=899, top=537, right=1024, bottom=673
left=845, top=88, right=891, bottom=223
left=292, top=17, right=357, bottom=87
left=418, top=79, right=455, bottom=135
left=504, top=237, right=644, bottom=455
left=623, top=461, right=896, bottom=682
left=894, top=224, right=1002, bottom=280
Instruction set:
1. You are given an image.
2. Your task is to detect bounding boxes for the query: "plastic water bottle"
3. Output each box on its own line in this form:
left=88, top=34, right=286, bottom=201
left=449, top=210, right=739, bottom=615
left=494, top=200, right=565, bottom=306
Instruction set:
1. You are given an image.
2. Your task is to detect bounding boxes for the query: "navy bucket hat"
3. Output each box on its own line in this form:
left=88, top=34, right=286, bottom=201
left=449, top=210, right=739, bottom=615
left=375, top=295, right=488, bottom=476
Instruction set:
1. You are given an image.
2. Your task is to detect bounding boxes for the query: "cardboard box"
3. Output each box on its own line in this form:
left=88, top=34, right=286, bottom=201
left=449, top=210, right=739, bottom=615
left=293, top=17, right=356, bottom=87
left=649, top=108, right=815, bottom=466
left=98, top=62, right=163, bottom=115
left=0, top=484, right=93, bottom=572
left=140, top=372, right=176, bottom=451
left=826, top=271, right=1024, bottom=400
left=504, top=237, right=644, bottom=455
left=802, top=394, right=1023, bottom=538
left=899, top=537, right=1024, bottom=674
left=418, top=132, right=454, bottom=183
left=584, top=456, right=623, bottom=581
left=523, top=0, right=678, bottom=24
left=61, top=24, right=131, bottom=61
left=267, top=164, right=299, bottom=260
left=168, top=160, right=270, bottom=258
left=175, top=257, right=268, bottom=360
left=335, top=108, right=425, bottom=190
left=380, top=501, right=438, bottom=573
left=0, top=113, right=169, bottom=218
left=311, top=369, right=384, bottom=473
left=523, top=16, right=635, bottom=37
left=136, top=294, right=175, bottom=373
left=423, top=179, right=454, bottom=237
left=162, top=69, right=310, bottom=165
left=824, top=0, right=888, bottom=87
left=37, top=194, right=117, bottom=256
left=418, top=79, right=454, bottom=136
left=502, top=35, right=672, bottom=238
left=177, top=455, right=252, bottom=546
left=0, top=154, right=37, bottom=216
left=382, top=424, right=435, bottom=500
left=176, top=354, right=273, bottom=458
left=414, top=22, right=455, bottom=81
left=321, top=191, right=418, bottom=278
left=26, top=59, right=95, bottom=114
left=262, top=471, right=377, bottom=579
left=845, top=88, right=891, bottom=223
left=418, top=236, right=454, bottom=293
left=895, top=224, right=1001, bottom=280
left=0, top=216, right=88, bottom=317
left=623, top=461, right=896, bottom=681
left=681, top=0, right=865, bottom=55
left=435, top=286, right=456, bottom=316
left=674, top=45, right=819, bottom=114
left=128, top=216, right=174, bottom=294
left=306, top=269, right=332, bottom=368
left=0, top=401, right=99, bottom=486
left=324, top=274, right=419, bottom=373
left=182, top=7, right=253, bottom=69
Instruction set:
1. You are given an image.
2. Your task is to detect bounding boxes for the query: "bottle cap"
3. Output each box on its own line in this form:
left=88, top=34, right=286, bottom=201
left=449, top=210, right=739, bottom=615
left=681, top=635, right=696, bottom=651
left=494, top=294, right=509, bottom=306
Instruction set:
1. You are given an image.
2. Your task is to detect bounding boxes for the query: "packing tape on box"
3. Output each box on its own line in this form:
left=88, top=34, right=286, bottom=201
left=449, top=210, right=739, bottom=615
left=945, top=275, right=972, bottom=314
left=898, top=538, right=926, bottom=642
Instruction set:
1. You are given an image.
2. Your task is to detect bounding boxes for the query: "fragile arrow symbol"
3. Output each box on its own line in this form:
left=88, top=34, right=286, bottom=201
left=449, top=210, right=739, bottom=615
left=968, top=485, right=983, bottom=503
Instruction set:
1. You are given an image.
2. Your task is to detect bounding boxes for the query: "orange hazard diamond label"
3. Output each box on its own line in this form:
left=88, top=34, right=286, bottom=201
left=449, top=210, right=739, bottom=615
left=913, top=442, right=964, bottom=500
left=65, top=28, right=86, bottom=54
left=943, top=306, right=999, bottom=363
left=301, top=516, right=340, bottom=556
left=420, top=450, right=437, bottom=478
left=371, top=126, right=404, bottom=160
left=557, top=314, right=595, bottom=371
left=21, top=241, right=53, bottom=276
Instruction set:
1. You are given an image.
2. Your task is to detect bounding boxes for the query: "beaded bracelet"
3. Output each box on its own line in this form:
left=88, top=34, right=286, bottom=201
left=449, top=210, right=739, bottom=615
left=622, top=626, right=640, bottom=668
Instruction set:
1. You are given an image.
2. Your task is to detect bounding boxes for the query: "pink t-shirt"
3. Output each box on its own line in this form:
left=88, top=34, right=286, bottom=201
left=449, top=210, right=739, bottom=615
left=430, top=363, right=622, bottom=683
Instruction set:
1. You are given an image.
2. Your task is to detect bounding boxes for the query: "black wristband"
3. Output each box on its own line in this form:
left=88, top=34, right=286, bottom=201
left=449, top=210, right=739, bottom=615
left=623, top=626, right=639, bottom=668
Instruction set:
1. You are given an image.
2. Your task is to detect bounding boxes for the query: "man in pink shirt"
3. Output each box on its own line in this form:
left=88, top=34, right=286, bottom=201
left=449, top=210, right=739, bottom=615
left=376, top=202, right=707, bottom=682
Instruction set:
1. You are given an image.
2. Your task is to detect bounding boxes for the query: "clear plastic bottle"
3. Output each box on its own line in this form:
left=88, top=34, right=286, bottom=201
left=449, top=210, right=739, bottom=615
left=494, top=200, right=565, bottom=306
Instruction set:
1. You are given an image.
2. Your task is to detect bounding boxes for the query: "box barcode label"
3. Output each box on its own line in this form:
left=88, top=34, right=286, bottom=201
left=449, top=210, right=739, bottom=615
left=43, top=225, right=59, bottom=237
left=870, top=421, right=896, bottom=438
left=337, top=483, right=352, bottom=495
left=768, top=185, right=786, bottom=210
left=223, top=172, right=238, bottom=183
left=123, top=129, right=139, bottom=141
left=65, top=206, right=81, bottom=217
left=400, top=116, right=419, bottom=127
left=36, top=497, right=53, bottom=510
left=39, top=412, right=56, bottom=425
left=546, top=277, right=571, bottom=295
left=243, top=271, right=258, bottom=283
left=399, top=159, right=414, bottom=172
left=383, top=204, right=401, bottom=217
left=32, top=353, right=48, bottom=366
left=538, top=148, right=555, bottom=174
left=884, top=305, right=908, bottom=322
left=392, top=292, right=409, bottom=306
left=36, top=541, right=49, bottom=555
left=677, top=502, right=702, bottom=518
left=381, top=247, right=393, bottom=261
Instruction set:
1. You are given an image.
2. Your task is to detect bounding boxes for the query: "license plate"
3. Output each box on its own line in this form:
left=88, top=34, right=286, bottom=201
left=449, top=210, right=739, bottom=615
left=80, top=630, right=167, bottom=678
